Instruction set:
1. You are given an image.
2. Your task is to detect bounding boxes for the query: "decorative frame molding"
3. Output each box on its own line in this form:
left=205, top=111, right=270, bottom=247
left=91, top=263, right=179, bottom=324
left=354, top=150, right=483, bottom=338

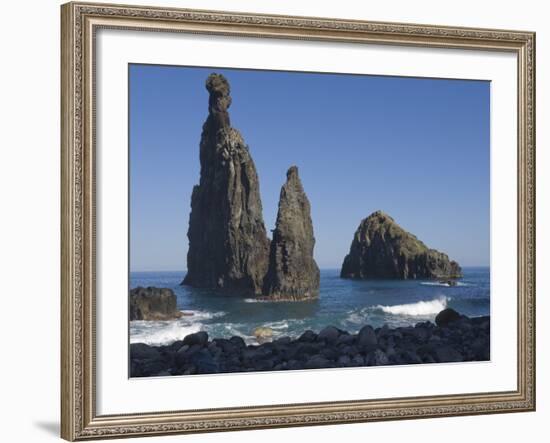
left=61, top=2, right=536, bottom=440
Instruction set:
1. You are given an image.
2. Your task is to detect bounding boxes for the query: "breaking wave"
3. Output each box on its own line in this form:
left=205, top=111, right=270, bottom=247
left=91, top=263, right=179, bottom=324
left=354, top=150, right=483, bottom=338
left=243, top=298, right=270, bottom=303
left=130, top=310, right=225, bottom=346
left=375, top=297, right=449, bottom=317
left=130, top=321, right=201, bottom=346
left=420, top=281, right=469, bottom=287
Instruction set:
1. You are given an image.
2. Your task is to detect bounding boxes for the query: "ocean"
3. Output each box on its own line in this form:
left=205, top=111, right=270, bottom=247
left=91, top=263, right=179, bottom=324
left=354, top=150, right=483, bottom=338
left=130, top=267, right=490, bottom=346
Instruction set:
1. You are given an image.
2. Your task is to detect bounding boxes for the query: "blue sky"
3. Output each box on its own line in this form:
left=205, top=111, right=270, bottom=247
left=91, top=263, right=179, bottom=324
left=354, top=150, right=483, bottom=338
left=130, top=64, right=490, bottom=271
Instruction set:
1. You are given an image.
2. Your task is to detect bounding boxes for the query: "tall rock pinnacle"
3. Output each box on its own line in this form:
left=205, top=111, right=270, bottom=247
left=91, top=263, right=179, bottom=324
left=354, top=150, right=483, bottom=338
left=263, top=166, right=320, bottom=300
left=340, top=211, right=462, bottom=280
left=182, top=73, right=270, bottom=294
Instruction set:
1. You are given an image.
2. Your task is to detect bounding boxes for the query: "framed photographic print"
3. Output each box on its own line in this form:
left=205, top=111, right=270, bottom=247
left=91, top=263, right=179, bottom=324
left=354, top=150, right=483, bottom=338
left=61, top=1, right=536, bottom=440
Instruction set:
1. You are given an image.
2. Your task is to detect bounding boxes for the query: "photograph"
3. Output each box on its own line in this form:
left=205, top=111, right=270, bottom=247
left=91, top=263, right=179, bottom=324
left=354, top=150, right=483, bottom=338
left=128, top=65, right=491, bottom=377
left=58, top=2, right=536, bottom=439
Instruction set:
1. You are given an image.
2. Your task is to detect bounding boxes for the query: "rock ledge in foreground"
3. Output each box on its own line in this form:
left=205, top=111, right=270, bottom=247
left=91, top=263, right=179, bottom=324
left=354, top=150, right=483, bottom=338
left=130, top=310, right=489, bottom=377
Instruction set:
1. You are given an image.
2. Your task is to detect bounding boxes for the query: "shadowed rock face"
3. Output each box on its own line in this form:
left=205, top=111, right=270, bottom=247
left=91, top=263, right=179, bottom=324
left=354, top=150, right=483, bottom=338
left=340, top=211, right=462, bottom=280
left=263, top=166, right=320, bottom=300
left=182, top=73, right=270, bottom=294
left=130, top=287, right=182, bottom=321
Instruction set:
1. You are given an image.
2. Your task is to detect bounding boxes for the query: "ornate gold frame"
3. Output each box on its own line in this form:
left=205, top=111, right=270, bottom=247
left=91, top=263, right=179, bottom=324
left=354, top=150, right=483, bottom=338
left=61, top=1, right=536, bottom=440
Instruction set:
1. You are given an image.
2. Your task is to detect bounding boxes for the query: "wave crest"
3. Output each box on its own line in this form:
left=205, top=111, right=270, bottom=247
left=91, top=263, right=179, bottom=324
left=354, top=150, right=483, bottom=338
left=376, top=297, right=449, bottom=316
left=130, top=310, right=226, bottom=346
left=420, top=281, right=469, bottom=287
left=130, top=321, right=201, bottom=346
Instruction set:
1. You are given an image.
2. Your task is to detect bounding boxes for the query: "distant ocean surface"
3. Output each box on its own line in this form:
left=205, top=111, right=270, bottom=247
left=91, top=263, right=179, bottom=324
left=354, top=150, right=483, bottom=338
left=130, top=267, right=490, bottom=346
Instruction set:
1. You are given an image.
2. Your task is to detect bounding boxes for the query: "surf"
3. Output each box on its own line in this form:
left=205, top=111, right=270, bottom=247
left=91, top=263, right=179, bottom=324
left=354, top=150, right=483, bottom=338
left=375, top=296, right=450, bottom=316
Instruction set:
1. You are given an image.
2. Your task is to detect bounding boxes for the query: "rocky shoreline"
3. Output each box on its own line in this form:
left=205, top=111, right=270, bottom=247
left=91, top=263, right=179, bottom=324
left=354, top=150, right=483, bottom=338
left=130, top=308, right=490, bottom=377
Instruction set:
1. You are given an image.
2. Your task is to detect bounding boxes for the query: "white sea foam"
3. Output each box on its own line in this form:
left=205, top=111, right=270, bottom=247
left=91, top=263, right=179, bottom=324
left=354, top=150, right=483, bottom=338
left=243, top=298, right=281, bottom=303
left=129, top=309, right=226, bottom=346
left=376, top=297, right=449, bottom=317
left=181, top=310, right=226, bottom=320
left=263, top=320, right=290, bottom=330
left=420, top=281, right=469, bottom=287
left=345, top=308, right=369, bottom=325
left=130, top=321, right=201, bottom=346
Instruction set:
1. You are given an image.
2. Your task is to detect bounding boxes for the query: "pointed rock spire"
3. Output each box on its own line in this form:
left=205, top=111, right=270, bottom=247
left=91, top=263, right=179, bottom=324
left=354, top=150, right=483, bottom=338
left=183, top=73, right=270, bottom=294
left=263, top=166, right=320, bottom=300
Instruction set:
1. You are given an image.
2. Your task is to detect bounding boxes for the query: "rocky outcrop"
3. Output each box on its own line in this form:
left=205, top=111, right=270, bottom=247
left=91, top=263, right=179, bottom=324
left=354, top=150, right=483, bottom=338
left=262, top=166, right=320, bottom=300
left=182, top=73, right=270, bottom=294
left=130, top=311, right=490, bottom=376
left=341, top=211, right=462, bottom=280
left=130, top=287, right=182, bottom=321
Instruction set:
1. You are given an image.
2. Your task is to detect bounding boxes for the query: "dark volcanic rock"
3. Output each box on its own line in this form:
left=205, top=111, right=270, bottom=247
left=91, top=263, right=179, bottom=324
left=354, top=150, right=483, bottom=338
left=435, top=308, right=462, bottom=327
left=298, top=330, right=317, bottom=342
left=130, top=310, right=490, bottom=377
left=432, top=345, right=463, bottom=363
left=340, top=211, right=462, bottom=280
left=367, top=349, right=389, bottom=366
left=129, top=287, right=182, bottom=321
left=358, top=325, right=378, bottom=351
left=183, top=331, right=209, bottom=347
left=182, top=73, right=270, bottom=295
left=262, top=166, right=320, bottom=300
left=318, top=326, right=340, bottom=344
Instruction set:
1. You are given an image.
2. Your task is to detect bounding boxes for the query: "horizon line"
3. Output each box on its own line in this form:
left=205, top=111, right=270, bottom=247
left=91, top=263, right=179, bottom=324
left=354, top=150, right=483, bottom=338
left=130, top=265, right=491, bottom=273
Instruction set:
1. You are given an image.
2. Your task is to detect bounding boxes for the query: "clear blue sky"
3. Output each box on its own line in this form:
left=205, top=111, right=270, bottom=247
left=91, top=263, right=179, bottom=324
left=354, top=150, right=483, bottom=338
left=130, top=64, right=490, bottom=271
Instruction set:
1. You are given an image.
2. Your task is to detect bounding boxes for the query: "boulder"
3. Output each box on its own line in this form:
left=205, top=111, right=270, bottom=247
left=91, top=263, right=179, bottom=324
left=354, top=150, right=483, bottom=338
left=130, top=343, right=168, bottom=377
left=435, top=308, right=462, bottom=327
left=305, top=356, right=331, bottom=369
left=367, top=349, right=389, bottom=366
left=432, top=345, right=464, bottom=363
left=254, top=359, right=276, bottom=371
left=320, top=347, right=339, bottom=360
left=262, top=166, right=320, bottom=300
left=129, top=287, right=182, bottom=321
left=337, top=355, right=352, bottom=366
left=336, top=333, right=356, bottom=346
left=253, top=327, right=274, bottom=344
left=229, top=336, right=246, bottom=348
left=182, top=73, right=270, bottom=294
left=189, top=348, right=219, bottom=374
left=340, top=211, right=462, bottom=280
left=130, top=343, right=161, bottom=360
left=399, top=350, right=423, bottom=365
left=317, top=326, right=340, bottom=344
left=273, top=336, right=292, bottom=346
left=183, top=331, right=209, bottom=347
left=298, top=330, right=317, bottom=342
left=358, top=325, right=378, bottom=351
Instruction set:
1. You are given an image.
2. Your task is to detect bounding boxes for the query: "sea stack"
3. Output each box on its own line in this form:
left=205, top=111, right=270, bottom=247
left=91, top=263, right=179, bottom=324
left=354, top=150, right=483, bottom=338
left=263, top=166, right=320, bottom=300
left=340, top=211, right=462, bottom=280
left=183, top=73, right=270, bottom=294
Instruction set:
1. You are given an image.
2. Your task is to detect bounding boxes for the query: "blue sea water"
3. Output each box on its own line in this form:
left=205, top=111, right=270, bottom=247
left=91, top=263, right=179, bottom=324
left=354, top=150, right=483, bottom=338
left=130, top=267, right=490, bottom=346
